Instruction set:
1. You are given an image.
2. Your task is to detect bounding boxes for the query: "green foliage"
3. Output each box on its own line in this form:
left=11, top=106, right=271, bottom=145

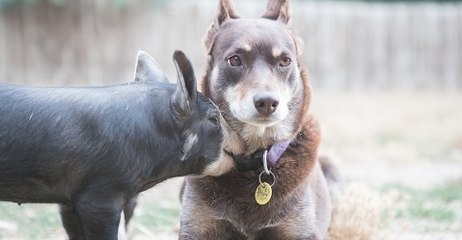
left=0, top=0, right=169, bottom=10
left=304, top=0, right=462, bottom=2
left=48, top=0, right=66, bottom=6
left=109, top=0, right=168, bottom=9
left=0, top=0, right=15, bottom=9
left=0, top=0, right=63, bottom=9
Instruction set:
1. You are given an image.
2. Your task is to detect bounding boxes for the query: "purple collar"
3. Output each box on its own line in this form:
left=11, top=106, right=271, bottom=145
left=266, top=140, right=291, bottom=167
left=225, top=140, right=291, bottom=172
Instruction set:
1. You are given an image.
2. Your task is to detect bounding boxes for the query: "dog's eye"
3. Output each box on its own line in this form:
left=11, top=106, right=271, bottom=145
left=279, top=57, right=291, bottom=67
left=227, top=55, right=242, bottom=67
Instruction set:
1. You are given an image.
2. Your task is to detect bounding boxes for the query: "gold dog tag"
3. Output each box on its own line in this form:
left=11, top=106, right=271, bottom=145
left=255, top=182, right=272, bottom=205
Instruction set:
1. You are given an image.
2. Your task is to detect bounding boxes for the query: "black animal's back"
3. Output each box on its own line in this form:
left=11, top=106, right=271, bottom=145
left=0, top=82, right=176, bottom=203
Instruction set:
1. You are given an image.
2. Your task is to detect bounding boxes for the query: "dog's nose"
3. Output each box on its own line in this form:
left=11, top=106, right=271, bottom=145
left=254, top=93, right=279, bottom=116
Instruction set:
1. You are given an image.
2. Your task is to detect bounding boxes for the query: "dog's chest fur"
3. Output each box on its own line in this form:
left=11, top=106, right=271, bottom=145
left=183, top=116, right=323, bottom=235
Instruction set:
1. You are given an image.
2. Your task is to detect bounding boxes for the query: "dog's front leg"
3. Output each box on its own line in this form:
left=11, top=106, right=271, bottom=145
left=179, top=218, right=247, bottom=240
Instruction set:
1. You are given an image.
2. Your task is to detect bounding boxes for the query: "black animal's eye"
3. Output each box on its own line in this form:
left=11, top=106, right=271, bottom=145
left=208, top=116, right=219, bottom=125
left=279, top=57, right=291, bottom=67
left=227, top=55, right=242, bottom=67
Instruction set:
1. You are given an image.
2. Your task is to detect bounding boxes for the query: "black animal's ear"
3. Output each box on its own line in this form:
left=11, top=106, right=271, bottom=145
left=134, top=51, right=168, bottom=83
left=261, top=0, right=290, bottom=24
left=204, top=0, right=240, bottom=52
left=172, top=50, right=197, bottom=115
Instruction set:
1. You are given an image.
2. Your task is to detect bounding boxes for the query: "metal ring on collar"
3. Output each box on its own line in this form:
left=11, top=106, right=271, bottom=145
left=258, top=170, right=276, bottom=187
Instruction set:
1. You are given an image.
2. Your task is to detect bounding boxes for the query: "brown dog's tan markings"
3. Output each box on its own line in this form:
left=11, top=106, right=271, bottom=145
left=180, top=0, right=335, bottom=239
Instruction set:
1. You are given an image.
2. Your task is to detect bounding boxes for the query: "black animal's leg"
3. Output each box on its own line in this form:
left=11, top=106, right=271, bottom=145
left=123, top=194, right=138, bottom=228
left=59, top=204, right=84, bottom=240
left=77, top=203, right=122, bottom=240
left=75, top=191, right=124, bottom=240
left=117, top=194, right=138, bottom=238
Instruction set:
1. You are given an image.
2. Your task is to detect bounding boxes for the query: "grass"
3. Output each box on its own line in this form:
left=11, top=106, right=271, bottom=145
left=327, top=179, right=462, bottom=240
left=0, top=201, right=182, bottom=240
left=130, top=201, right=181, bottom=237
left=383, top=180, right=462, bottom=223
left=0, top=203, right=63, bottom=240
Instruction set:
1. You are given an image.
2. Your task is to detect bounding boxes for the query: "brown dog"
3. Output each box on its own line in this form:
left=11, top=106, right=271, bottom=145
left=179, top=0, right=334, bottom=239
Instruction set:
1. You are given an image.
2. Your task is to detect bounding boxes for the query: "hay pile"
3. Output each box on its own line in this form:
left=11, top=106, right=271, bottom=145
left=327, top=182, right=398, bottom=240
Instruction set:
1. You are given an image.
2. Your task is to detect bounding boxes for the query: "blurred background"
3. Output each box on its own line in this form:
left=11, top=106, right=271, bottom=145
left=0, top=0, right=461, bottom=239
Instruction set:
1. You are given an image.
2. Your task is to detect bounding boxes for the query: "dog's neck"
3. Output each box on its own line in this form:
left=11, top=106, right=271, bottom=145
left=225, top=139, right=292, bottom=172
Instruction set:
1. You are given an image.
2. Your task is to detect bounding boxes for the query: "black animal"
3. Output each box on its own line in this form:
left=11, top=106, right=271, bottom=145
left=0, top=50, right=226, bottom=240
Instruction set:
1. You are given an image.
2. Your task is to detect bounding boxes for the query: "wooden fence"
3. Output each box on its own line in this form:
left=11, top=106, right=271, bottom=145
left=0, top=0, right=461, bottom=90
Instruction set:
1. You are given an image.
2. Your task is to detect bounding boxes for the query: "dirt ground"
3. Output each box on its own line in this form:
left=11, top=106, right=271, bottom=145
left=1, top=91, right=461, bottom=239
left=313, top=91, right=462, bottom=188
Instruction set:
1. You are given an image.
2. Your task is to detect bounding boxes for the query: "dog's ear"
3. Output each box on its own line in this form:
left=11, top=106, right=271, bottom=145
left=261, top=0, right=290, bottom=24
left=204, top=0, right=240, bottom=52
left=216, top=0, right=239, bottom=25
left=172, top=50, right=197, bottom=115
left=134, top=51, right=168, bottom=82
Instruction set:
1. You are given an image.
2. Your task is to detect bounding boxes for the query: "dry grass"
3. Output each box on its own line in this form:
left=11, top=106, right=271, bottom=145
left=327, top=183, right=397, bottom=240
left=313, top=91, right=462, bottom=188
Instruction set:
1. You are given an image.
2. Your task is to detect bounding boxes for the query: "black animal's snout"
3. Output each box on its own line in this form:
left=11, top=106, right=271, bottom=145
left=253, top=93, right=279, bottom=116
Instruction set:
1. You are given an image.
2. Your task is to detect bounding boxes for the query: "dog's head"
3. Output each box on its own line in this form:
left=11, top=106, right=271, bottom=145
left=202, top=0, right=310, bottom=151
